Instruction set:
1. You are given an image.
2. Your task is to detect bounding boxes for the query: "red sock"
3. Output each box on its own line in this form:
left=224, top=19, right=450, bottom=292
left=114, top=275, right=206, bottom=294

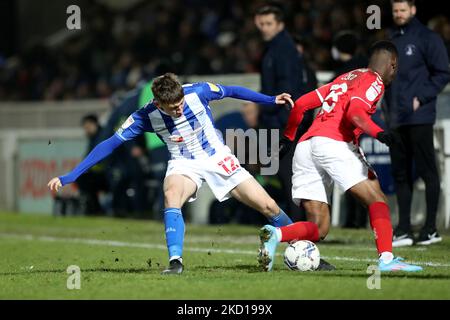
left=368, top=202, right=393, bottom=254
left=279, top=222, right=320, bottom=242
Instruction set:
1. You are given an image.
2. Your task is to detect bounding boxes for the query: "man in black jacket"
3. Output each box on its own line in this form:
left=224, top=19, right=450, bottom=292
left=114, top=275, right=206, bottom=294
left=255, top=5, right=313, bottom=221
left=384, top=0, right=450, bottom=246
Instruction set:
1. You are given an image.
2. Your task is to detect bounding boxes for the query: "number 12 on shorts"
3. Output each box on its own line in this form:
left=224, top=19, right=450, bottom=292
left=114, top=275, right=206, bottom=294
left=218, top=156, right=240, bottom=175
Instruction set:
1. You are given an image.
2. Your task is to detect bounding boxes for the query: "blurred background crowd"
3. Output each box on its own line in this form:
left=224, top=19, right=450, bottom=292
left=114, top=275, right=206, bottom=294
left=1, top=0, right=449, bottom=101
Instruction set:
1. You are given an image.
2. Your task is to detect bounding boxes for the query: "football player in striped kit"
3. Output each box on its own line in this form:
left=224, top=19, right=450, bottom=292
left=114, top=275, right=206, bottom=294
left=48, top=73, right=295, bottom=274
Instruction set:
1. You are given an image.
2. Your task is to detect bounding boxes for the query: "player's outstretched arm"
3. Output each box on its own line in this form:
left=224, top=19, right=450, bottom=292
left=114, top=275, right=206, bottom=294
left=283, top=85, right=329, bottom=141
left=220, top=85, right=293, bottom=107
left=47, top=134, right=124, bottom=192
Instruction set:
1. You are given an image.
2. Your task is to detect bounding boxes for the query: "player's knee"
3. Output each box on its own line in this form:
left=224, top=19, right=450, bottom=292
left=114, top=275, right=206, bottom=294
left=164, top=187, right=181, bottom=204
left=368, top=191, right=387, bottom=205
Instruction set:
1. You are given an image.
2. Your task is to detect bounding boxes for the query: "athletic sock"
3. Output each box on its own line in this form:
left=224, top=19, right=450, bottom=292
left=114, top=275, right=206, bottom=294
left=279, top=221, right=320, bottom=242
left=163, top=207, right=185, bottom=261
left=380, top=252, right=394, bottom=264
left=368, top=202, right=393, bottom=256
left=268, top=208, right=293, bottom=227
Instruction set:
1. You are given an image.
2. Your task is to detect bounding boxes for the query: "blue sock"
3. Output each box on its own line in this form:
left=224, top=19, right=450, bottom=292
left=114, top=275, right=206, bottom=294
left=268, top=208, right=293, bottom=227
left=164, top=207, right=185, bottom=261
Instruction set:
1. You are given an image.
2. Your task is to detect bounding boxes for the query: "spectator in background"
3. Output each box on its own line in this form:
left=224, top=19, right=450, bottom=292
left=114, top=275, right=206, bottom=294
left=428, top=15, right=450, bottom=59
left=330, top=30, right=368, bottom=80
left=101, top=82, right=154, bottom=218
left=293, top=35, right=318, bottom=94
left=384, top=0, right=450, bottom=246
left=76, top=114, right=109, bottom=215
left=254, top=4, right=312, bottom=221
left=2, top=1, right=446, bottom=102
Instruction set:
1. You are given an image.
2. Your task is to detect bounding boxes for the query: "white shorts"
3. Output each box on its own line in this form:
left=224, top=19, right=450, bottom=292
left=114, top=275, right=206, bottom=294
left=165, top=147, right=252, bottom=202
left=292, top=136, right=375, bottom=205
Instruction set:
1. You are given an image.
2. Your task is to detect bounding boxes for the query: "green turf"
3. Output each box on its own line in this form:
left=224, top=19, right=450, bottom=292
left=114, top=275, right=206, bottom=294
left=0, top=213, right=449, bottom=299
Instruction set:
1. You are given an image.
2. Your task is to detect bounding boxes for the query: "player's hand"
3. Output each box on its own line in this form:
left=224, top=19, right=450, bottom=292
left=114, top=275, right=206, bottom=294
left=413, top=97, right=420, bottom=111
left=275, top=93, right=294, bottom=110
left=278, top=136, right=294, bottom=159
left=376, top=131, right=396, bottom=147
left=47, top=177, right=62, bottom=192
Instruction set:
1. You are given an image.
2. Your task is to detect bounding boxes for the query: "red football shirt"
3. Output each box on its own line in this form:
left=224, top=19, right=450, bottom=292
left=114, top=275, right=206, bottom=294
left=299, top=68, right=384, bottom=144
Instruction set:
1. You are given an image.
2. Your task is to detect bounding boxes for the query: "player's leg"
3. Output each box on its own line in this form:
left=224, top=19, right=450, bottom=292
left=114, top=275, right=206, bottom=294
left=349, top=178, right=422, bottom=272
left=313, top=137, right=421, bottom=272
left=229, top=176, right=298, bottom=272
left=302, top=201, right=335, bottom=270
left=272, top=139, right=332, bottom=244
left=202, top=150, right=292, bottom=272
left=348, top=178, right=391, bottom=258
left=272, top=200, right=328, bottom=243
left=161, top=174, right=198, bottom=274
left=230, top=177, right=293, bottom=227
left=257, top=140, right=331, bottom=271
left=259, top=200, right=336, bottom=271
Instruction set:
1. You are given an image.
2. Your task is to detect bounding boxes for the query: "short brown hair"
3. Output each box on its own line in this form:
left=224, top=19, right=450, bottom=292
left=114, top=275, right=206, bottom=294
left=255, top=5, right=284, bottom=23
left=151, top=73, right=184, bottom=105
left=391, top=0, right=415, bottom=6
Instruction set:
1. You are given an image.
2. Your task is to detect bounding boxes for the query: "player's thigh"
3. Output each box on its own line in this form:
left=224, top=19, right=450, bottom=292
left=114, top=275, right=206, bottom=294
left=312, top=137, right=371, bottom=194
left=292, top=140, right=332, bottom=206
left=163, top=174, right=198, bottom=208
left=348, top=178, right=387, bottom=207
left=230, top=177, right=278, bottom=216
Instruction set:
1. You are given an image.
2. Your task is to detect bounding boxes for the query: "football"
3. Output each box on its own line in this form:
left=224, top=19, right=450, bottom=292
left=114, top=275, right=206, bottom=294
left=284, top=240, right=321, bottom=271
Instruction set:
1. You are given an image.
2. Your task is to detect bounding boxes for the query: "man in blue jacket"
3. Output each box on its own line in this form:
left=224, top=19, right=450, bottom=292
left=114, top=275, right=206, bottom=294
left=255, top=5, right=313, bottom=222
left=383, top=0, right=450, bottom=246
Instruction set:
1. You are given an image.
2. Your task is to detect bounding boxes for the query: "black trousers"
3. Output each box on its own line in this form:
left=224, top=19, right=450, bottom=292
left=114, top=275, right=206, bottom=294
left=389, top=125, right=440, bottom=231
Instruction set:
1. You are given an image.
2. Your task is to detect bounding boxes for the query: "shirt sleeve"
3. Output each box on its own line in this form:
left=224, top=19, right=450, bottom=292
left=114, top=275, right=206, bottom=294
left=197, top=82, right=227, bottom=101
left=59, top=134, right=124, bottom=186
left=283, top=84, right=331, bottom=141
left=115, top=107, right=154, bottom=142
left=198, top=82, right=276, bottom=105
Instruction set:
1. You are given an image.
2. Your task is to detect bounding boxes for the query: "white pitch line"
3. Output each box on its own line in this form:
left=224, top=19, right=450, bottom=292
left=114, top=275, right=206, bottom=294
left=1, top=232, right=449, bottom=268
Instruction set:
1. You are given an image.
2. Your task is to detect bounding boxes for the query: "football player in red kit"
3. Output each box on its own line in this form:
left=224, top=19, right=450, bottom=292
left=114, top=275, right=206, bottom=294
left=258, top=41, right=423, bottom=272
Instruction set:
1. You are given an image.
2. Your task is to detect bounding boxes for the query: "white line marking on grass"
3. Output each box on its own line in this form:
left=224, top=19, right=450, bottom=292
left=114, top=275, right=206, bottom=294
left=1, top=232, right=449, bottom=268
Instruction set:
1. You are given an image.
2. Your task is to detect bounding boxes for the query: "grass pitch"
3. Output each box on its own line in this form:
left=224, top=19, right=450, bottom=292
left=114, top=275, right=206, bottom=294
left=0, top=212, right=449, bottom=299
